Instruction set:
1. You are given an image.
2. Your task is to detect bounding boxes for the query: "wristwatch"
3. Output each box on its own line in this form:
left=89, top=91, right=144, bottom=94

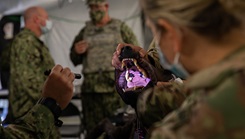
left=37, top=97, right=63, bottom=127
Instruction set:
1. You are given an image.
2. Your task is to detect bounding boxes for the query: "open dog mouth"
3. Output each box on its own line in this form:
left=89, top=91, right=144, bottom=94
left=115, top=46, right=157, bottom=107
left=115, top=46, right=158, bottom=98
left=115, top=46, right=175, bottom=108
left=119, top=58, right=151, bottom=92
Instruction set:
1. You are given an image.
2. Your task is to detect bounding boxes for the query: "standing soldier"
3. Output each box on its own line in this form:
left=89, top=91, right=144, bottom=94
left=70, top=0, right=139, bottom=136
left=4, top=6, right=59, bottom=138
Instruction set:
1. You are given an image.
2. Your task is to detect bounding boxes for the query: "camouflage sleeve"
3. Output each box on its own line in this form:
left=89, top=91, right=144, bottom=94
left=145, top=38, right=165, bottom=71
left=120, top=22, right=139, bottom=46
left=147, top=72, right=245, bottom=139
left=1, top=104, right=55, bottom=139
left=10, top=38, right=46, bottom=104
left=70, top=28, right=85, bottom=66
left=137, top=82, right=186, bottom=128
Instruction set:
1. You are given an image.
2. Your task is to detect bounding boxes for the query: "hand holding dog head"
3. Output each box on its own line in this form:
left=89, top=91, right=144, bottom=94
left=112, top=43, right=147, bottom=71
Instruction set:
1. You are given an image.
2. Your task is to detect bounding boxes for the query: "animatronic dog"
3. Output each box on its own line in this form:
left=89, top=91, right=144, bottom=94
left=115, top=45, right=174, bottom=108
left=85, top=46, right=176, bottom=139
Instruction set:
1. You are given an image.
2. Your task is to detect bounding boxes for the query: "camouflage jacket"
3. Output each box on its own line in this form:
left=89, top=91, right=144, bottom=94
left=137, top=82, right=186, bottom=129
left=145, top=38, right=165, bottom=71
left=143, top=46, right=245, bottom=139
left=70, top=18, right=138, bottom=93
left=120, top=38, right=185, bottom=138
left=7, top=29, right=55, bottom=122
left=0, top=104, right=56, bottom=139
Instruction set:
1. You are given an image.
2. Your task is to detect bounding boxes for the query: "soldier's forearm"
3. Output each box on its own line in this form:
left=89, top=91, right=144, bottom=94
left=1, top=104, right=55, bottom=139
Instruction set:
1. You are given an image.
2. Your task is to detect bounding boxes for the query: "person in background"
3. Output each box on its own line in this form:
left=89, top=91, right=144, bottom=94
left=0, top=64, right=75, bottom=139
left=70, top=0, right=139, bottom=136
left=0, top=22, right=15, bottom=90
left=3, top=6, right=58, bottom=138
left=115, top=0, right=245, bottom=139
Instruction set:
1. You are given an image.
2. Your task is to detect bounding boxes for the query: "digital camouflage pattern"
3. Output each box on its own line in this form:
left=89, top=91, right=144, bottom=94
left=70, top=18, right=138, bottom=94
left=137, top=82, right=186, bottom=128
left=81, top=92, right=125, bottom=134
left=70, top=18, right=138, bottom=134
left=0, top=104, right=56, bottom=139
left=8, top=28, right=55, bottom=121
left=145, top=39, right=165, bottom=71
left=82, top=19, right=124, bottom=74
left=82, top=72, right=115, bottom=94
left=6, top=29, right=57, bottom=138
left=142, top=46, right=245, bottom=139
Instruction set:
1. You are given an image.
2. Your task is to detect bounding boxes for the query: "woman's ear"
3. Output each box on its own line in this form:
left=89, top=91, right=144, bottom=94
left=157, top=19, right=183, bottom=53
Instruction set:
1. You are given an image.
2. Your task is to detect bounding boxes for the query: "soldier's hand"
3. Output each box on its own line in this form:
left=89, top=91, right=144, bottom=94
left=112, top=43, right=147, bottom=70
left=42, top=65, right=75, bottom=110
left=74, top=40, right=88, bottom=54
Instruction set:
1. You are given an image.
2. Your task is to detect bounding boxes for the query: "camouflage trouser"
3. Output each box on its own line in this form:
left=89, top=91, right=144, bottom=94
left=81, top=92, right=125, bottom=136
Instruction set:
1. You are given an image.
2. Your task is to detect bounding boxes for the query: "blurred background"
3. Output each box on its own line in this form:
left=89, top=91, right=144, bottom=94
left=0, top=0, right=153, bottom=138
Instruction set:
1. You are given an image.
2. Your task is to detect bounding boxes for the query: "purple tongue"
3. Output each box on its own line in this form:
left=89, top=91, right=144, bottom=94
left=126, top=69, right=150, bottom=88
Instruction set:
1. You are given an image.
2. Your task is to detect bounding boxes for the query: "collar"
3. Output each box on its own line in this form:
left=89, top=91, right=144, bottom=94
left=22, top=28, right=44, bottom=44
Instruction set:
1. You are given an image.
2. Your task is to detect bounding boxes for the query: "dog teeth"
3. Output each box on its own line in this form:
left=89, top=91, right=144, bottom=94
left=122, top=58, right=134, bottom=62
left=121, top=62, right=125, bottom=69
left=135, top=62, right=148, bottom=78
left=122, top=58, right=149, bottom=78
left=125, top=70, right=129, bottom=81
left=140, top=70, right=147, bottom=78
left=133, top=59, right=138, bottom=66
left=122, top=58, right=136, bottom=69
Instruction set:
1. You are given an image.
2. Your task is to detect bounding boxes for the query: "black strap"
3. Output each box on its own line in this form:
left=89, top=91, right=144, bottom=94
left=37, top=97, right=63, bottom=127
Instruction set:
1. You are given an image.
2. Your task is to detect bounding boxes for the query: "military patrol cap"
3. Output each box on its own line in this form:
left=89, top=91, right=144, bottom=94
left=86, top=0, right=107, bottom=5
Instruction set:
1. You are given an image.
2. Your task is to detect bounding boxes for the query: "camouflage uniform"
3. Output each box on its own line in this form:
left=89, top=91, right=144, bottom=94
left=0, top=104, right=57, bottom=139
left=134, top=40, right=186, bottom=137
left=5, top=29, right=58, bottom=138
left=70, top=18, right=139, bottom=134
left=145, top=38, right=165, bottom=71
left=138, top=46, right=245, bottom=139
left=137, top=82, right=186, bottom=129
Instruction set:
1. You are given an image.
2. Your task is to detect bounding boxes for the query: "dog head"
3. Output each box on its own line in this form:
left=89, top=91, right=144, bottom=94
left=115, top=46, right=173, bottom=108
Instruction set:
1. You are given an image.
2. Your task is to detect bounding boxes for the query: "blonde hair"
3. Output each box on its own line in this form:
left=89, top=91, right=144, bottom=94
left=141, top=0, right=245, bottom=39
